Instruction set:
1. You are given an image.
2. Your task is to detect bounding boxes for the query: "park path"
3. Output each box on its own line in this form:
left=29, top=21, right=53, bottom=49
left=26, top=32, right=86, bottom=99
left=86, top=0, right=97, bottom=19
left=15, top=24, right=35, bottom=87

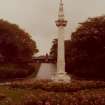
left=36, top=63, right=56, bottom=79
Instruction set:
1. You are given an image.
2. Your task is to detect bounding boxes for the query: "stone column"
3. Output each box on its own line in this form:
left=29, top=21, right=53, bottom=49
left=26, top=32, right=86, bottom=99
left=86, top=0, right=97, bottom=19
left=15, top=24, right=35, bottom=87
left=52, top=26, right=71, bottom=83
left=52, top=0, right=71, bottom=83
left=57, top=26, right=65, bottom=74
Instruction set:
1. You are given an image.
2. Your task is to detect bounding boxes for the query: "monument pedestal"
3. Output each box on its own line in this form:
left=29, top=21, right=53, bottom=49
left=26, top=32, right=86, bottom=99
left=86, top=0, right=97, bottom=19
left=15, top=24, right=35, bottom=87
left=52, top=72, right=71, bottom=83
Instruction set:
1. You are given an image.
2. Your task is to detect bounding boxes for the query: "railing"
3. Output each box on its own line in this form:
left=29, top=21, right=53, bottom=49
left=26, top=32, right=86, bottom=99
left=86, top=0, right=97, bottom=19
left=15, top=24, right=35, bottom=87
left=0, top=58, right=57, bottom=63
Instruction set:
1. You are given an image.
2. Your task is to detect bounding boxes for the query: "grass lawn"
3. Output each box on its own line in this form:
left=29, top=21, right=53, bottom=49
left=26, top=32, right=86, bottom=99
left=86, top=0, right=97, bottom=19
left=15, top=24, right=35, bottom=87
left=0, top=86, right=28, bottom=104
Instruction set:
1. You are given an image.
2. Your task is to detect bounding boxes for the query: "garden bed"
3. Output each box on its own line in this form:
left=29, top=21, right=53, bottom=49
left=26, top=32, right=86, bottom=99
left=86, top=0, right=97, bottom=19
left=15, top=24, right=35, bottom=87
left=10, top=79, right=105, bottom=92
left=0, top=80, right=105, bottom=105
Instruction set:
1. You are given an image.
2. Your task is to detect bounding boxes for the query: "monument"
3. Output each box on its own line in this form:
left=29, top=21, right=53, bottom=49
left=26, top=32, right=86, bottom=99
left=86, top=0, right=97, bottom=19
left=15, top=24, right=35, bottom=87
left=52, top=0, right=71, bottom=82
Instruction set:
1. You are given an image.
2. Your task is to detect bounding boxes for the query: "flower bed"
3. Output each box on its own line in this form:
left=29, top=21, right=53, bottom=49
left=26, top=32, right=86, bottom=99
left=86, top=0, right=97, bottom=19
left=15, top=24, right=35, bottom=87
left=10, top=79, right=105, bottom=92
left=22, top=88, right=105, bottom=105
left=1, top=80, right=105, bottom=105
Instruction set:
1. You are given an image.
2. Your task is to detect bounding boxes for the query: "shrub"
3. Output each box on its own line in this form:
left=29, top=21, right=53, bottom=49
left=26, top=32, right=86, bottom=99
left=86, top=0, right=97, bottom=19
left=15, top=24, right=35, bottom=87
left=0, top=63, right=37, bottom=80
left=10, top=80, right=105, bottom=92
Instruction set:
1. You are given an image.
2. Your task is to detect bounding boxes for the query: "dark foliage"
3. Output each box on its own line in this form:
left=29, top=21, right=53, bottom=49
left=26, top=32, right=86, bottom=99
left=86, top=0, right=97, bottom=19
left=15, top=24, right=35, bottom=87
left=0, top=19, right=38, bottom=61
left=50, top=39, right=57, bottom=60
left=0, top=19, right=39, bottom=79
left=70, top=15, right=105, bottom=79
left=0, top=63, right=36, bottom=79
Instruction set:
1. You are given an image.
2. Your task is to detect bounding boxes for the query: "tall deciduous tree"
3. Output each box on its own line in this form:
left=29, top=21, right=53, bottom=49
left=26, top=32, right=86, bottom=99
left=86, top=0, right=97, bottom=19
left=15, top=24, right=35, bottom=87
left=50, top=39, right=57, bottom=60
left=70, top=15, right=105, bottom=79
left=0, top=19, right=38, bottom=61
left=0, top=19, right=39, bottom=79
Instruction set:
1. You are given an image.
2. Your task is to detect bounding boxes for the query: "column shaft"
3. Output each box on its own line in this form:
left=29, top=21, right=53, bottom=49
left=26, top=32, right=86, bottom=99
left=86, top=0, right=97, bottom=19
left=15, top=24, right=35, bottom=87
left=57, top=26, right=65, bottom=74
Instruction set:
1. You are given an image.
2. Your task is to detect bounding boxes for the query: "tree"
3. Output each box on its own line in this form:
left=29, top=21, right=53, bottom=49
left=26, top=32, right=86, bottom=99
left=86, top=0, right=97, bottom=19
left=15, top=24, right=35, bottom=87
left=0, top=19, right=38, bottom=61
left=50, top=39, right=57, bottom=60
left=0, top=19, right=39, bottom=79
left=70, top=15, right=105, bottom=79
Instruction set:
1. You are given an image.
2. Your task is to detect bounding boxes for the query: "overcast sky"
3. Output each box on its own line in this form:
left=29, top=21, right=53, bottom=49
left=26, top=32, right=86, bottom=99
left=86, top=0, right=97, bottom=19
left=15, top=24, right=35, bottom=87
left=0, top=0, right=105, bottom=55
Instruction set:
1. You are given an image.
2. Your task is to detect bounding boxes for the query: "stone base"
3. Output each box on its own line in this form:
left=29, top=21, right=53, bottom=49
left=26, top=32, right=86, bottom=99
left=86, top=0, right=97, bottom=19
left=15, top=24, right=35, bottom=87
left=52, top=72, right=71, bottom=83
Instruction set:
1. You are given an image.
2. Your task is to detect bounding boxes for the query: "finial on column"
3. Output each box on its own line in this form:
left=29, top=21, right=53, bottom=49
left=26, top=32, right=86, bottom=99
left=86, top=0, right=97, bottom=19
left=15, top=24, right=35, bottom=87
left=60, top=0, right=62, bottom=4
left=58, top=0, right=64, bottom=20
left=56, top=0, right=67, bottom=27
